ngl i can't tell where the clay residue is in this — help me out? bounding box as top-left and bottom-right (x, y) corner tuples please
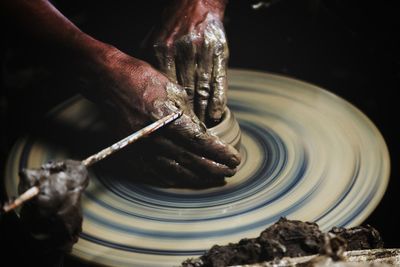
(329, 225), (383, 251)
(182, 218), (384, 267)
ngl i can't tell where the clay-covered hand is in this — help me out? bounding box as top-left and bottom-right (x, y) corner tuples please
(1, 0), (238, 188)
(95, 50), (240, 187)
(147, 0), (229, 125)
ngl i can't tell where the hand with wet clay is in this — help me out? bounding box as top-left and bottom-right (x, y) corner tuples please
(1, 0), (240, 187)
(147, 0), (229, 125)
(98, 52), (240, 187)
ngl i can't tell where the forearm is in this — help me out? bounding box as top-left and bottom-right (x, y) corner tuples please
(1, 0), (123, 101)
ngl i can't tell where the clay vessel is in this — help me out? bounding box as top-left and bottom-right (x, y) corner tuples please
(208, 107), (241, 150)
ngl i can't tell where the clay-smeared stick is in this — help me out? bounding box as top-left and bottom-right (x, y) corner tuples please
(1, 111), (182, 213)
(2, 186), (40, 213)
(81, 111), (182, 167)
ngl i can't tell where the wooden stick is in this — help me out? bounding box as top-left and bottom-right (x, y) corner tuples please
(2, 186), (40, 213)
(82, 111), (182, 167)
(1, 111), (182, 214)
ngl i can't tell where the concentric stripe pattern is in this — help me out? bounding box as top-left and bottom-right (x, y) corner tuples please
(4, 70), (390, 267)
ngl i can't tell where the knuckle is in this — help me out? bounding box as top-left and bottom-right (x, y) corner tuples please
(197, 71), (211, 83)
(202, 38), (211, 49)
(213, 42), (225, 56)
(197, 88), (210, 101)
(184, 86), (195, 100)
(177, 35), (195, 49)
(211, 40), (228, 58)
(212, 91), (227, 106)
(213, 74), (227, 84)
(212, 76), (227, 93)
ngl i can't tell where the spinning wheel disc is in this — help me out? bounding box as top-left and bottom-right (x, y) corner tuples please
(4, 70), (390, 266)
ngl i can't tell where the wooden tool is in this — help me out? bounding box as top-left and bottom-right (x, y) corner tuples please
(1, 111), (182, 213)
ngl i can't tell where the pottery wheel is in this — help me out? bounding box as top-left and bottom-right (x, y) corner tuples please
(4, 70), (390, 266)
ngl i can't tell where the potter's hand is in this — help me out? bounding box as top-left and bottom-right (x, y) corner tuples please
(1, 0), (239, 186)
(100, 50), (240, 187)
(148, 0), (229, 125)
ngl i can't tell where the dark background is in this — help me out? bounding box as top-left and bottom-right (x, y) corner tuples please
(1, 0), (399, 265)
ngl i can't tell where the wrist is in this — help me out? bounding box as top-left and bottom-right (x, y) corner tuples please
(72, 33), (118, 71)
(70, 37), (122, 102)
(170, 0), (227, 19)
(84, 46), (146, 112)
(202, 0), (228, 15)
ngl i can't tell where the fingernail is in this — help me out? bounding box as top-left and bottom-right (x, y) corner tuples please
(232, 151), (242, 166)
(225, 167), (237, 177)
(227, 145), (241, 167)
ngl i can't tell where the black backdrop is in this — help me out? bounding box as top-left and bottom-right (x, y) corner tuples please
(1, 0), (399, 265)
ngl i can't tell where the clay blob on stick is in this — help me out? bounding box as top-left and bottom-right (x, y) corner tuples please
(18, 160), (89, 254)
(4, 112), (183, 259)
(2, 111), (182, 252)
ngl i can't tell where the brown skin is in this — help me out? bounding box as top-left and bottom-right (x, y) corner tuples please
(100, 54), (240, 187)
(1, 0), (240, 185)
(147, 0), (229, 125)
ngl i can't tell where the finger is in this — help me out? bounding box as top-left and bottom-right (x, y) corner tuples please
(148, 81), (241, 169)
(152, 137), (236, 178)
(152, 156), (226, 188)
(195, 40), (213, 122)
(167, 112), (241, 168)
(123, 134), (231, 188)
(175, 36), (197, 108)
(124, 144), (178, 187)
(132, 158), (175, 187)
(208, 41), (229, 123)
(153, 43), (177, 83)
